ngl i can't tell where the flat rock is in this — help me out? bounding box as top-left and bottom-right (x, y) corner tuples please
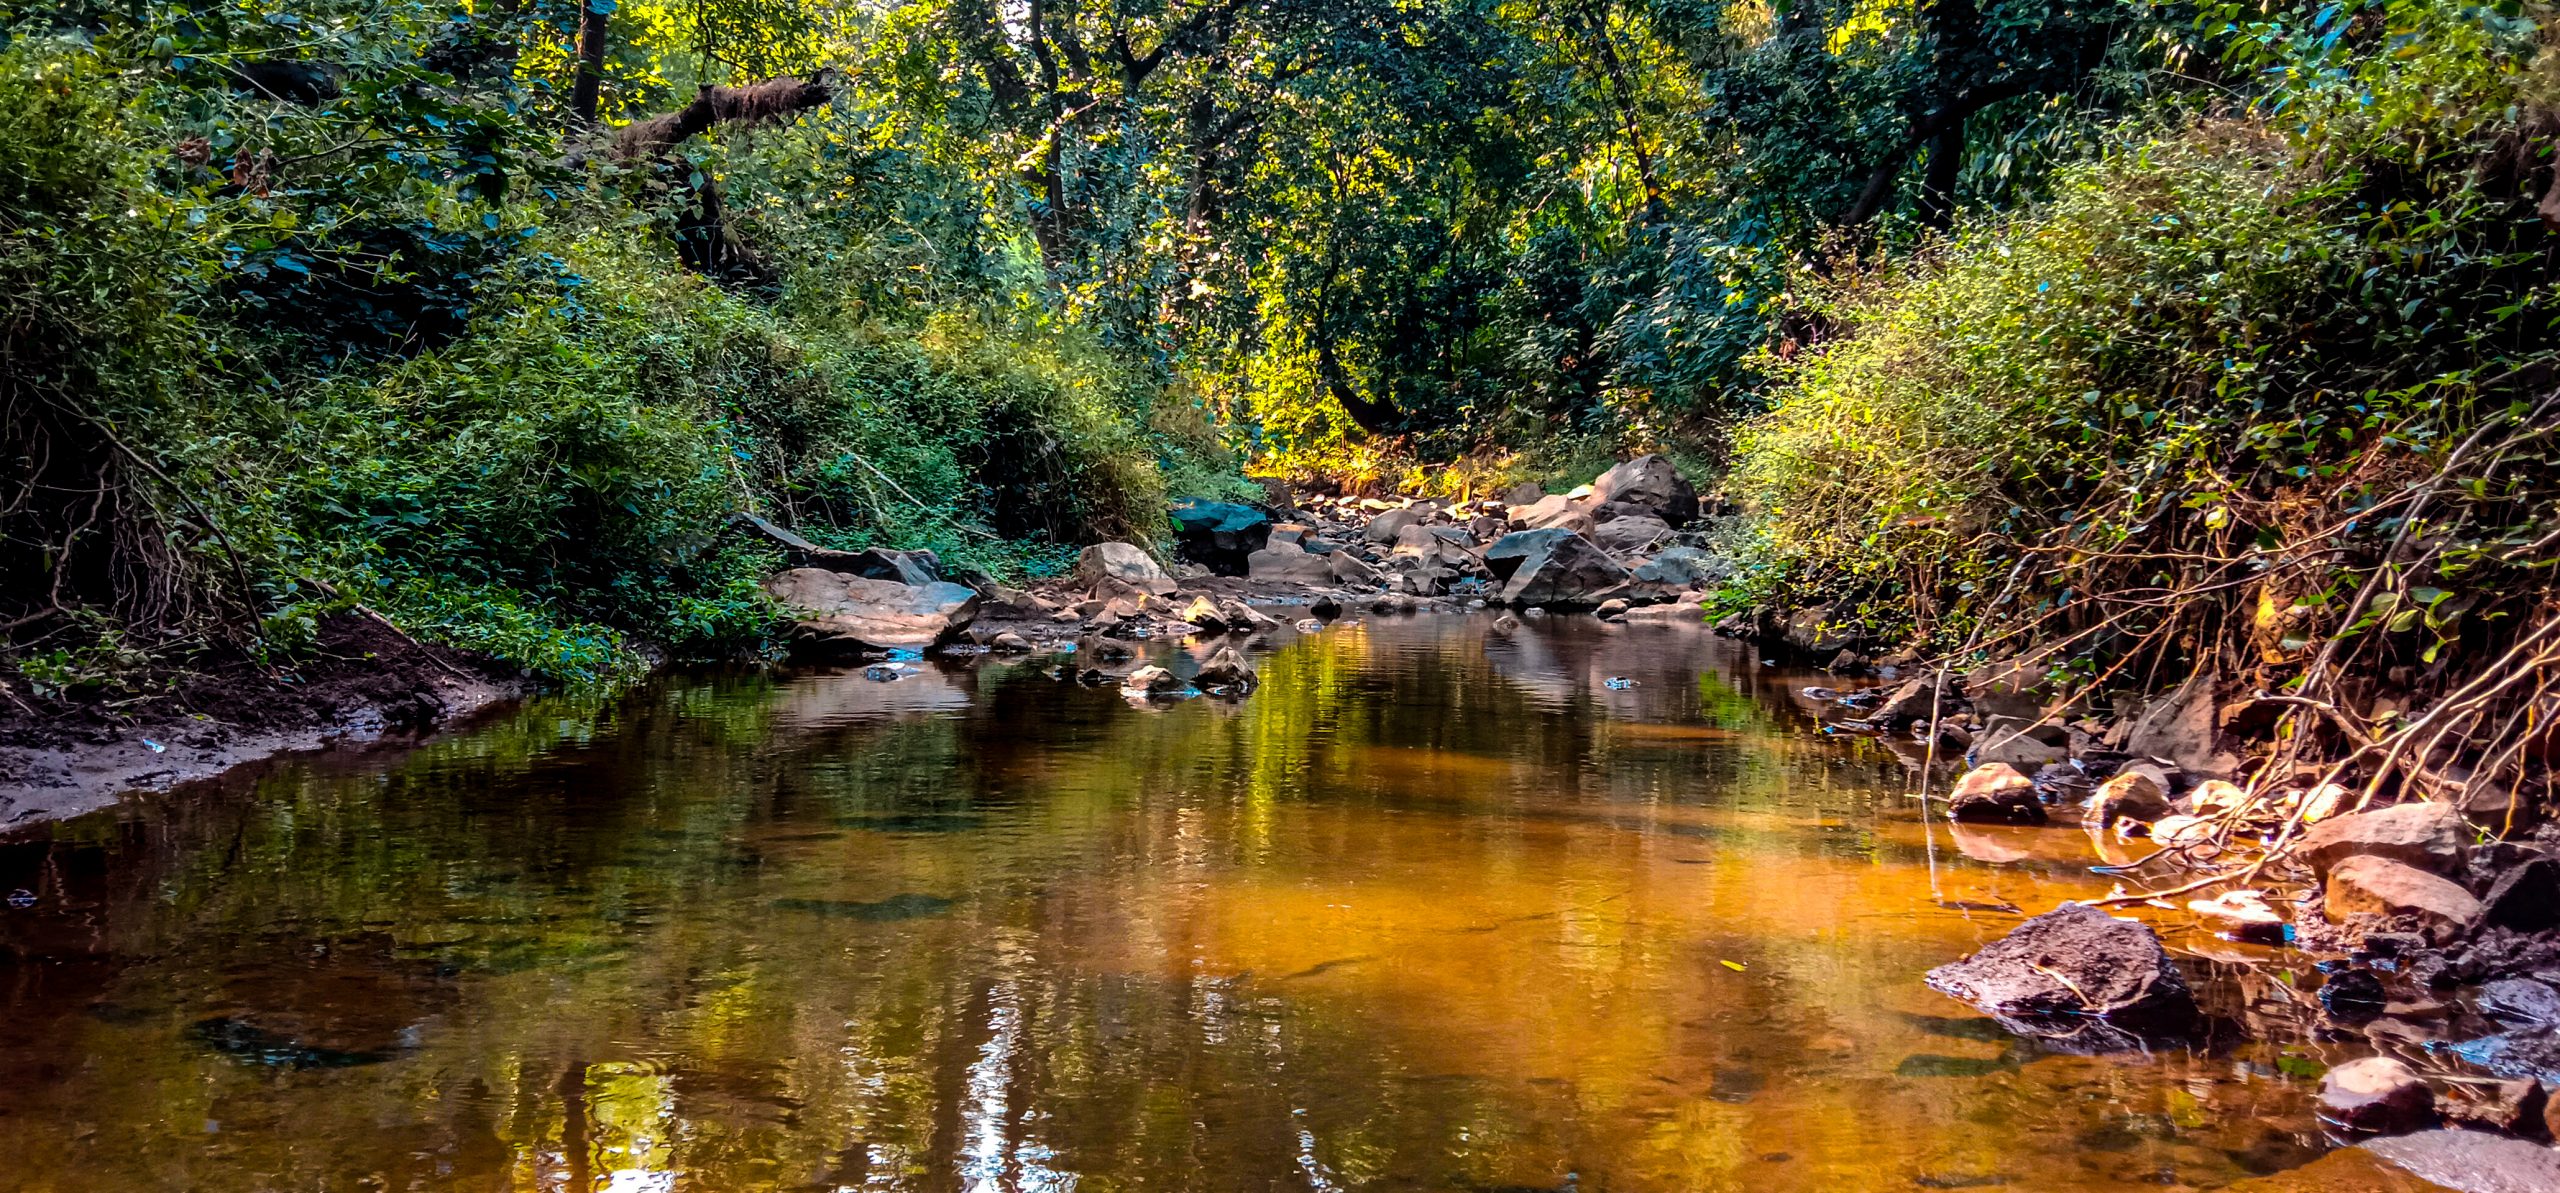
(2319, 1056), (2436, 1134)
(765, 568), (981, 654)
(1511, 493), (1592, 534)
(2360, 1129), (2560, 1193)
(2327, 855), (2481, 944)
(2449, 1027), (2560, 1083)
(1924, 903), (2195, 1037)
(1973, 716), (2067, 770)
(2300, 802), (2468, 878)
(1946, 762), (2045, 824)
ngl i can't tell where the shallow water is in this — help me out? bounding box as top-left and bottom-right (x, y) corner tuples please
(0, 614), (2355, 1191)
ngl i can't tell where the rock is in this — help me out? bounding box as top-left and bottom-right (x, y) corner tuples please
(2482, 856), (2560, 932)
(1589, 454), (1698, 523)
(1924, 903), (2195, 1035)
(1871, 673), (1964, 724)
(2125, 669), (2239, 779)
(1168, 500), (1274, 575)
(1631, 546), (1726, 588)
(1490, 613), (1522, 635)
(2360, 1129), (2560, 1192)
(988, 631), (1032, 653)
(2452, 1028), (2560, 1084)
(1119, 665), (1188, 696)
(1193, 646), (1258, 693)
(2326, 855), (2482, 944)
(1595, 598), (1629, 619)
(1365, 507), (1423, 543)
(2300, 802), (2468, 878)
(1973, 716), (2068, 770)
(1485, 529), (1630, 608)
(1946, 762), (2045, 824)
(2319, 1057), (2437, 1134)
(813, 545), (942, 587)
(2086, 769), (2173, 826)
(2292, 781), (2353, 824)
(1075, 542), (1175, 596)
(1217, 599), (1283, 635)
(2188, 889), (2287, 943)
(2436, 1078), (2550, 1141)
(1592, 516), (1674, 555)
(2189, 779), (2251, 816)
(765, 568), (982, 654)
(1247, 540), (1338, 585)
(1512, 494), (1594, 536)
(1329, 549), (1383, 587)
(2480, 980), (2560, 1030)
(2147, 813), (2215, 846)
(1500, 481), (1545, 506)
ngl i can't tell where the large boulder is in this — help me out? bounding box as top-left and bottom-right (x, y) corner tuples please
(1925, 903), (2196, 1038)
(1075, 542), (1175, 596)
(1589, 454), (1698, 524)
(1246, 540), (1336, 585)
(765, 568), (981, 654)
(1782, 604), (1856, 654)
(2326, 855), (2481, 944)
(1485, 529), (1629, 608)
(1167, 500), (1273, 575)
(2298, 801), (2467, 878)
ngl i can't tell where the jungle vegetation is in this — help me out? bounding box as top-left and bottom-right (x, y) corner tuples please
(1, 0), (2553, 717)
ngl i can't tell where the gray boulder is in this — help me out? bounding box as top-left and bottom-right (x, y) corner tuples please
(1589, 454), (1698, 524)
(1592, 515), (1675, 555)
(1631, 546), (1725, 588)
(1247, 540), (1336, 585)
(1485, 529), (1629, 608)
(1075, 542), (1174, 596)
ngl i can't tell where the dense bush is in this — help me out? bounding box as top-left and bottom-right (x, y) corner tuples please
(0, 28), (1217, 691)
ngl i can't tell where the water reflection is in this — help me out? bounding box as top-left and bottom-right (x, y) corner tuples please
(0, 615), (2342, 1191)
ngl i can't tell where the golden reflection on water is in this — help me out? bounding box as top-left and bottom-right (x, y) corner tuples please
(0, 615), (2347, 1191)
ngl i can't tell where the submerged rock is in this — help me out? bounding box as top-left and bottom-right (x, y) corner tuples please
(766, 568), (981, 654)
(1924, 903), (2195, 1041)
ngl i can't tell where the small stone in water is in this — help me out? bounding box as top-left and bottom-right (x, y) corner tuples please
(1604, 677), (1637, 690)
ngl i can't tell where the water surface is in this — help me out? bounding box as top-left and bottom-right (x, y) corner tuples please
(0, 615), (2343, 1190)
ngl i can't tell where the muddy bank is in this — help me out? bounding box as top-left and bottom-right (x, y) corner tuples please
(0, 613), (523, 828)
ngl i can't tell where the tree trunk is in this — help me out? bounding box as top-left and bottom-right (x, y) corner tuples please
(1916, 117), (1964, 229)
(571, 2), (609, 125)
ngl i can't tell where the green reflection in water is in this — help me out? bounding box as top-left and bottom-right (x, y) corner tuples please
(0, 615), (2334, 1192)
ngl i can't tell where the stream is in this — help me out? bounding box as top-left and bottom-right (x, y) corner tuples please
(0, 614), (2352, 1191)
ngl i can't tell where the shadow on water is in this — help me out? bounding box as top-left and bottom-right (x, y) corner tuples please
(0, 613), (2348, 1191)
